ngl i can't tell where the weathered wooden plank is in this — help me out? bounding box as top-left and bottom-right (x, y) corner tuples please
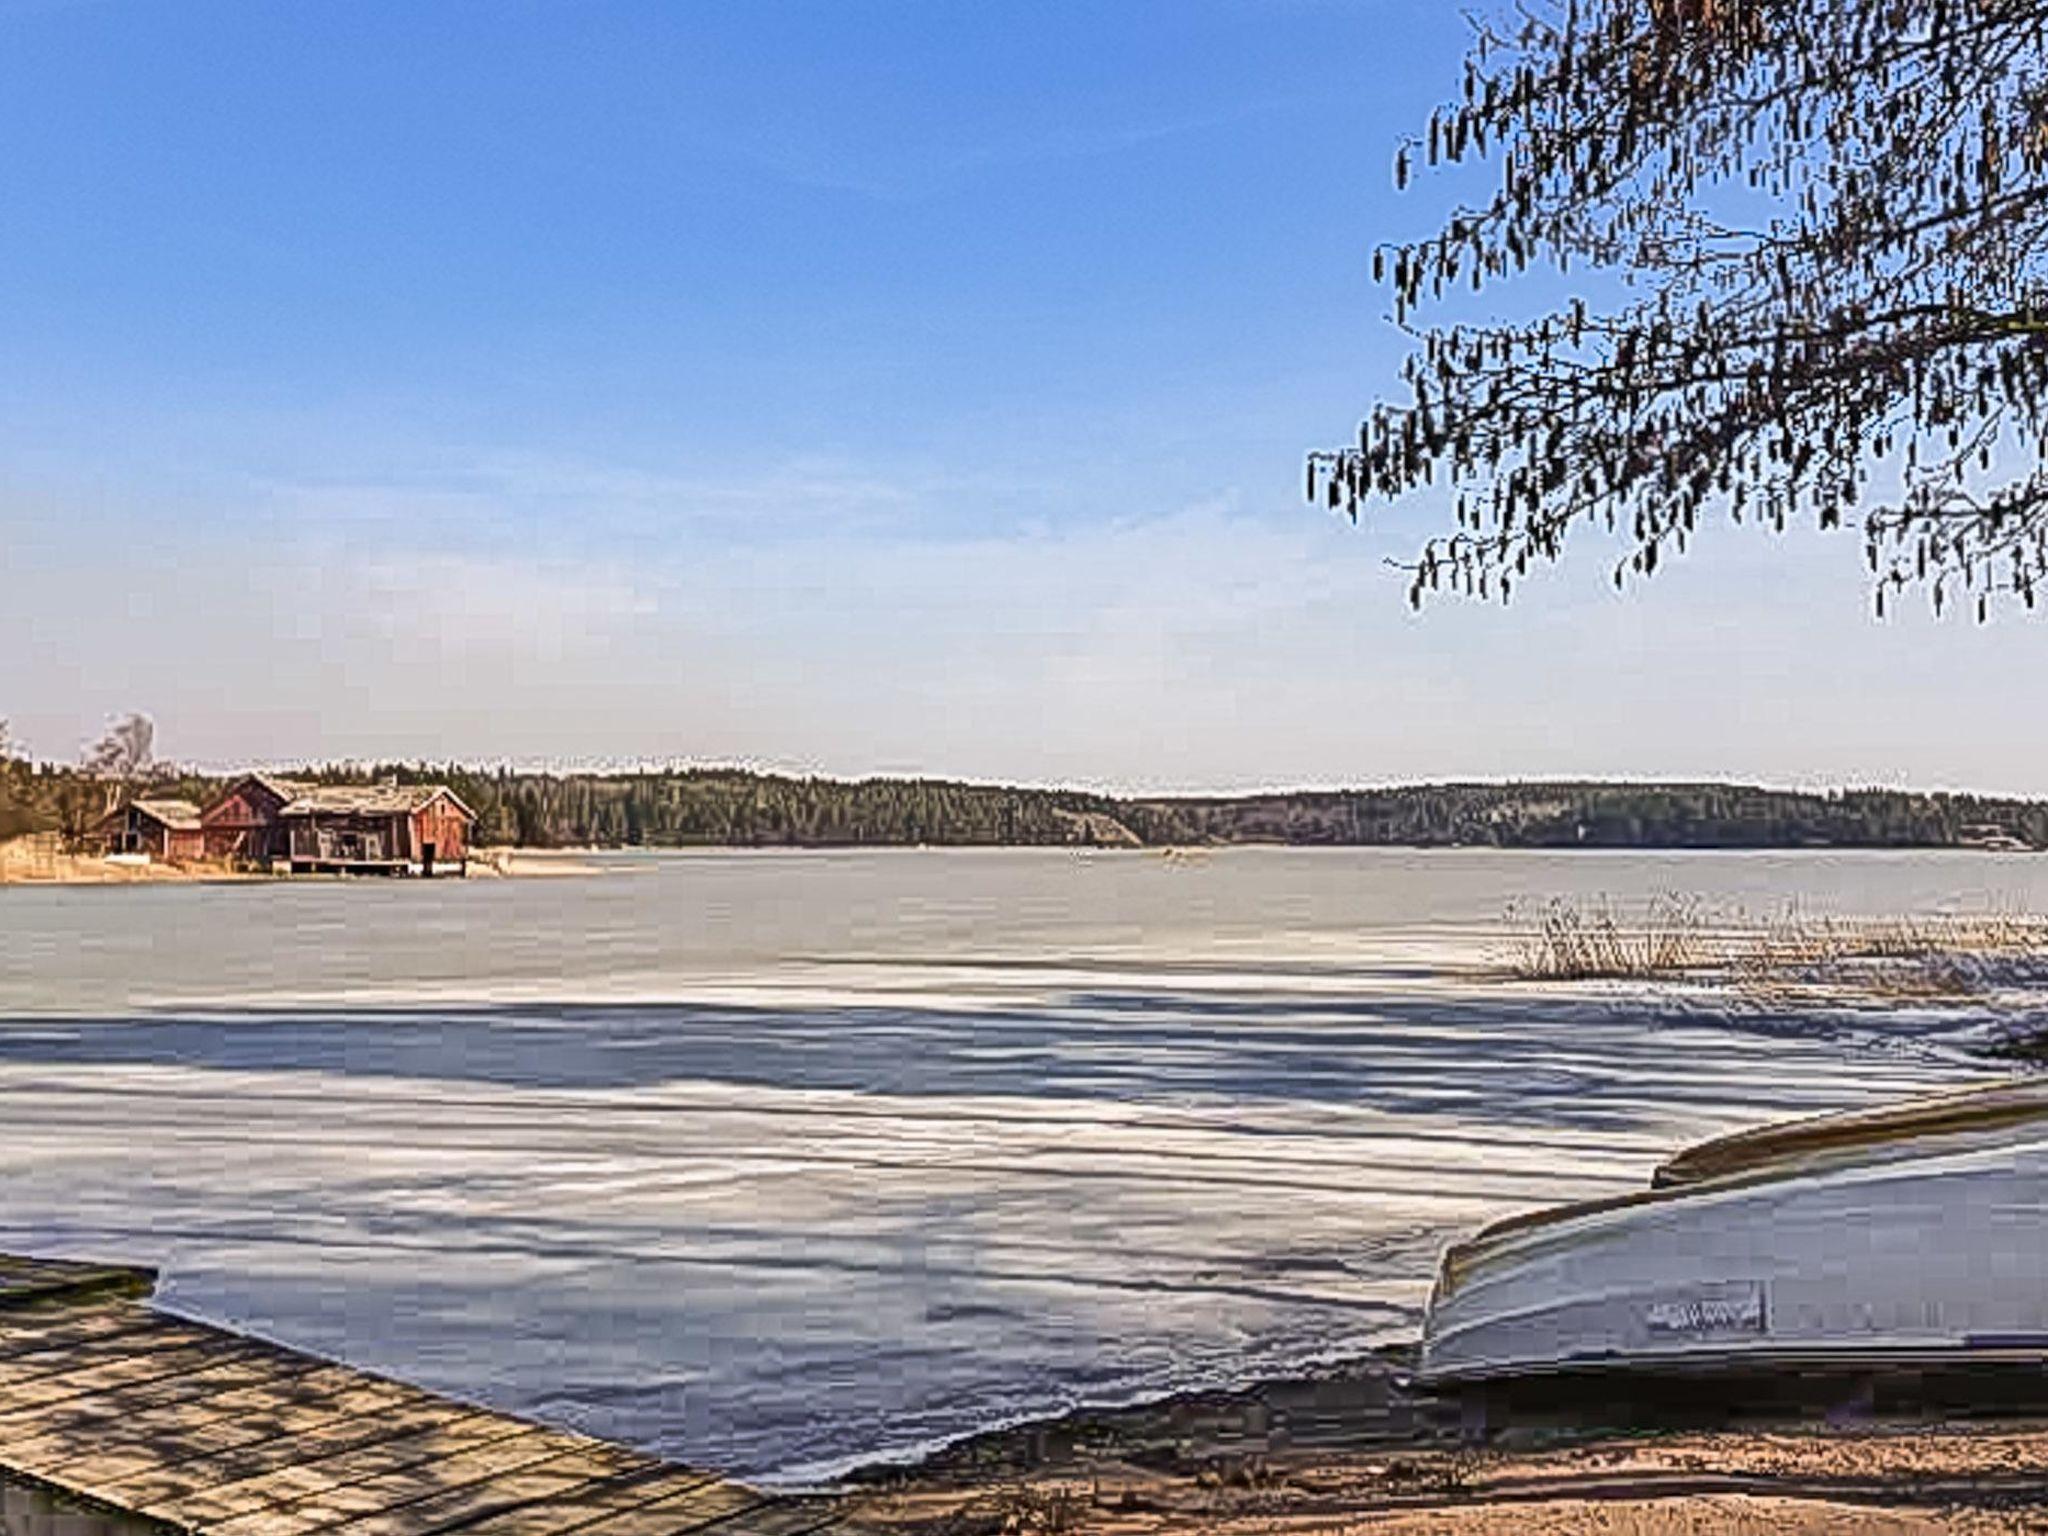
(709, 1502), (845, 1536)
(0, 1469), (168, 1536)
(0, 1259), (155, 1311)
(0, 1318), (236, 1392)
(0, 1304), (187, 1369)
(732, 1501), (853, 1536)
(0, 1260), (768, 1536)
(2, 1347), (344, 1443)
(34, 1404), (297, 1471)
(123, 1405), (517, 1516)
(0, 1298), (146, 1353)
(0, 1352), (339, 1453)
(288, 1448), (645, 1536)
(212, 1440), (639, 1536)
(153, 1419), (556, 1529)
(12, 1376), (433, 1496)
(0, 1339), (280, 1417)
(426, 1467), (728, 1536)
(52, 1365), (420, 1451)
(0, 1272), (152, 1310)
(184, 1364), (418, 1417)
(0, 1297), (175, 1344)
(14, 1417), (309, 1496)
(540, 1479), (769, 1536)
(0, 1311), (211, 1358)
(146, 1415), (534, 1523)
(9, 1359), (390, 1449)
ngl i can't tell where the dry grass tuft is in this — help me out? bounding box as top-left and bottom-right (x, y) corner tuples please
(1736, 912), (2048, 1002)
(1506, 897), (2048, 1001)
(1506, 894), (1716, 980)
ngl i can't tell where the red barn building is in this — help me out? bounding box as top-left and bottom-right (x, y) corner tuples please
(99, 799), (206, 863)
(278, 783), (476, 876)
(200, 774), (310, 864)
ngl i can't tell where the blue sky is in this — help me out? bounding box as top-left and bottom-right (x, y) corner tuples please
(4, 0), (2045, 793)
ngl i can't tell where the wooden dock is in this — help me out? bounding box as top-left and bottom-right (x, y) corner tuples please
(0, 1258), (851, 1536)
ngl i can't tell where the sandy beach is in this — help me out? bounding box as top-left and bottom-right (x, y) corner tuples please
(853, 1426), (2048, 1531)
(0, 834), (605, 883)
(0, 834), (261, 884)
(845, 1358), (2048, 1531)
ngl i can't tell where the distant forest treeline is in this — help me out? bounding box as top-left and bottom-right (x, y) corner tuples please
(4, 756), (2048, 851)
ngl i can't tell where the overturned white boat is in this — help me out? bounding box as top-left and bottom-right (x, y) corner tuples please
(1420, 1081), (2048, 1384)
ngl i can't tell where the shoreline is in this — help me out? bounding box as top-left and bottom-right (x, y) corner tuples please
(0, 836), (1199, 885)
(0, 840), (609, 885)
(6, 836), (2042, 887)
(836, 1346), (1434, 1490)
(840, 1353), (2048, 1531)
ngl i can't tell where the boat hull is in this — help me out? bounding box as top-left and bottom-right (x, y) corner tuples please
(1420, 1138), (2048, 1383)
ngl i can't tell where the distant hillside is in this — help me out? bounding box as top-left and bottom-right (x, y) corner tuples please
(7, 758), (2046, 851)
(1121, 782), (2048, 850)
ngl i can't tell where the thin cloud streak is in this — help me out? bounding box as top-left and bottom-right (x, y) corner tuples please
(11, 485), (2048, 797)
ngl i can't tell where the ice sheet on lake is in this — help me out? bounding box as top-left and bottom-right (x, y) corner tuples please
(0, 849), (2024, 1478)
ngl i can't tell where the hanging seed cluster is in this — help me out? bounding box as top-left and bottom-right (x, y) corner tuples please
(1310, 0), (2048, 615)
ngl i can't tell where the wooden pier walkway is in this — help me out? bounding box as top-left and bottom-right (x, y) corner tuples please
(0, 1258), (851, 1536)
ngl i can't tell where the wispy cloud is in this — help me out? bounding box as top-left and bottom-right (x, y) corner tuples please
(345, 553), (662, 661)
(250, 451), (935, 547)
(14, 479), (2048, 795)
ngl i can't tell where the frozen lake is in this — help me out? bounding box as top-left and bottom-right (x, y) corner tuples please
(0, 847), (2037, 1480)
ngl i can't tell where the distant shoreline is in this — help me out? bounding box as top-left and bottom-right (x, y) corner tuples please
(0, 837), (609, 886)
(3, 836), (2041, 888)
(11, 763), (2047, 858)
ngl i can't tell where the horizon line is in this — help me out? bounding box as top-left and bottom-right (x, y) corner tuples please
(25, 755), (2048, 806)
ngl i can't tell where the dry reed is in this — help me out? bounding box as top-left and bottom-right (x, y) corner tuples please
(1505, 894), (1716, 980)
(1506, 896), (2048, 998)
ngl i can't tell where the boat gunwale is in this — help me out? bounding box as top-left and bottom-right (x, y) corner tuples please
(1653, 1081), (2048, 1189)
(1416, 1338), (2048, 1385)
(1434, 1085), (2048, 1307)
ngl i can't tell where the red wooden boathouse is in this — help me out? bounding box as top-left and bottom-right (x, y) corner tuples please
(278, 782), (476, 875)
(199, 774), (309, 864)
(197, 776), (477, 875)
(99, 799), (206, 863)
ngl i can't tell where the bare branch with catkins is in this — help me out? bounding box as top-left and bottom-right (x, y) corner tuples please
(1313, 0), (2048, 616)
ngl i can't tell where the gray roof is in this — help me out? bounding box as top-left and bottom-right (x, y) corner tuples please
(278, 783), (475, 820)
(200, 774), (315, 823)
(127, 799), (204, 831)
(247, 773), (315, 802)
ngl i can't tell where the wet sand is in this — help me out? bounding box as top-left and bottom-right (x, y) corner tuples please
(844, 1358), (2048, 1532)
